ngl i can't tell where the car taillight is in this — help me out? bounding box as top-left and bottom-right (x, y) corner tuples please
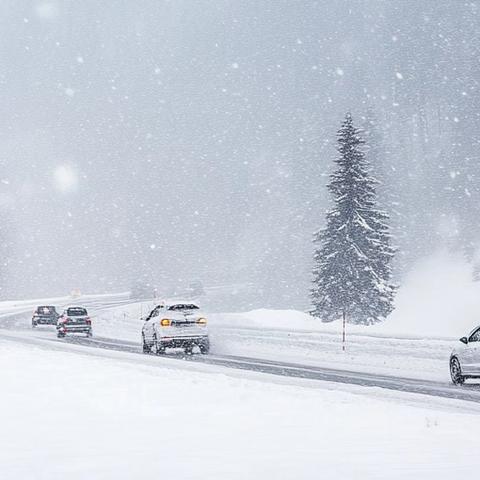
(160, 318), (171, 327)
(196, 318), (207, 325)
(85, 317), (91, 324)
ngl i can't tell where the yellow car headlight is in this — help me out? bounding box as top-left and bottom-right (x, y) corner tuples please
(196, 317), (207, 325)
(160, 318), (171, 327)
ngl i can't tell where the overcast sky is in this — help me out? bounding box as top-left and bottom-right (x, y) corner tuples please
(0, 1), (478, 308)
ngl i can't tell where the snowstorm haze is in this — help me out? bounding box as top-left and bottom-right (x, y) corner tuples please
(0, 1), (478, 308)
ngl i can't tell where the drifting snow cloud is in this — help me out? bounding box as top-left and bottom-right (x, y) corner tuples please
(387, 250), (480, 337)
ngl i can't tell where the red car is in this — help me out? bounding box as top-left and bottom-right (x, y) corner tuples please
(57, 306), (92, 338)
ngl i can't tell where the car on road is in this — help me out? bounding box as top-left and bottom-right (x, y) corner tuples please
(32, 305), (59, 327)
(141, 301), (209, 355)
(57, 306), (92, 338)
(450, 326), (480, 384)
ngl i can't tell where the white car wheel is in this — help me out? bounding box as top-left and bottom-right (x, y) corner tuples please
(450, 357), (465, 385)
(142, 334), (151, 354)
(153, 333), (165, 355)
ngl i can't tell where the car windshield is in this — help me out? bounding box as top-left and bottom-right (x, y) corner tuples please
(36, 306), (56, 315)
(66, 308), (87, 316)
(168, 304), (199, 311)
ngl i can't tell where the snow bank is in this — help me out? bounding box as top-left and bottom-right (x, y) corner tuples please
(212, 308), (318, 331)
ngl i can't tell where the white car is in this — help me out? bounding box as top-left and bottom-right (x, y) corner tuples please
(141, 301), (209, 355)
(450, 326), (480, 384)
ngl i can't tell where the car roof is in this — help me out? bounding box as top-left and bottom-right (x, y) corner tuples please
(64, 305), (88, 310)
(468, 325), (480, 336)
(155, 300), (200, 308)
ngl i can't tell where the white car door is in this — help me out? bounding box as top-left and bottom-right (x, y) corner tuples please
(466, 327), (480, 374)
(143, 307), (159, 341)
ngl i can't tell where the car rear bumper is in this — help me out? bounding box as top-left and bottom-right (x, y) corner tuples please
(159, 335), (209, 348)
(58, 325), (91, 333)
(33, 318), (57, 325)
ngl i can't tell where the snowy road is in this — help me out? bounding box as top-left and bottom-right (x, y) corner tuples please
(1, 326), (480, 408)
(0, 294), (478, 409)
(31, 335), (480, 405)
(0, 292), (133, 329)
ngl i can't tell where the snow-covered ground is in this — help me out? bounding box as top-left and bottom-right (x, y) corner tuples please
(210, 315), (456, 382)
(1, 337), (479, 480)
(1, 287), (480, 477)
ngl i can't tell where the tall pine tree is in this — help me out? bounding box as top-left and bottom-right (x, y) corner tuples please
(311, 114), (396, 325)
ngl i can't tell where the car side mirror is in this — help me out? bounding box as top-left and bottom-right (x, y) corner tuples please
(460, 337), (468, 345)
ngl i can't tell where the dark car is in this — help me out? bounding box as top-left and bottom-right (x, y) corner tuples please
(57, 306), (92, 338)
(32, 305), (59, 327)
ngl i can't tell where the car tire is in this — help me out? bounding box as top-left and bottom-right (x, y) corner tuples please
(450, 356), (465, 385)
(86, 330), (93, 338)
(142, 334), (152, 354)
(32, 321), (37, 328)
(153, 333), (166, 355)
(57, 332), (65, 339)
(199, 342), (209, 355)
(184, 344), (194, 355)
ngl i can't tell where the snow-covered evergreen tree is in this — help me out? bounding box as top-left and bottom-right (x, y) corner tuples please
(311, 114), (396, 325)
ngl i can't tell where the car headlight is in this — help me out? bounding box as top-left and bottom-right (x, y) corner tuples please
(196, 318), (207, 325)
(160, 318), (171, 327)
